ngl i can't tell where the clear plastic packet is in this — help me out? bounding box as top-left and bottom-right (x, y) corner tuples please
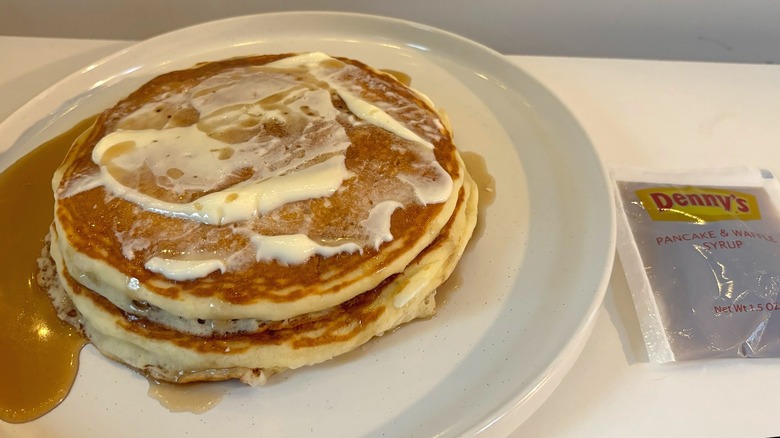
(613, 167), (780, 363)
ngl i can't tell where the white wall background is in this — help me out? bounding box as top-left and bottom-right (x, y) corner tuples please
(2, 0), (780, 63)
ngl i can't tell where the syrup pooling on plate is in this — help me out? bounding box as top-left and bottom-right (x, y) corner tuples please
(0, 118), (94, 423)
(435, 152), (494, 309)
(57, 53), (453, 281)
(146, 378), (227, 414)
(461, 152), (496, 240)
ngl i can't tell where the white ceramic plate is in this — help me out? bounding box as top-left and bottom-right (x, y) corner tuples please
(0, 12), (614, 437)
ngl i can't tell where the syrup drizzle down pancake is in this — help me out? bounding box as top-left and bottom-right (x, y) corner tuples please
(40, 52), (478, 384)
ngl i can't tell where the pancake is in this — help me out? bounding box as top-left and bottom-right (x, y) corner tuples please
(41, 52), (478, 384)
(53, 53), (464, 321)
(42, 173), (476, 385)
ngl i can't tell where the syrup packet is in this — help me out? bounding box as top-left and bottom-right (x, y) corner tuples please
(613, 167), (780, 363)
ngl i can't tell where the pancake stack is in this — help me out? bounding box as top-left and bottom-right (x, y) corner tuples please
(39, 52), (478, 385)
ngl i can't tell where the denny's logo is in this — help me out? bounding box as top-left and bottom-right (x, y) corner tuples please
(636, 186), (761, 222)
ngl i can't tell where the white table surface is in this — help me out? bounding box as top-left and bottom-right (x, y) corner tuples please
(3, 35), (780, 438)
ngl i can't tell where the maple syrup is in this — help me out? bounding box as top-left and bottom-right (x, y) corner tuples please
(436, 151), (494, 307)
(461, 151), (496, 240)
(0, 117), (95, 423)
(146, 378), (227, 414)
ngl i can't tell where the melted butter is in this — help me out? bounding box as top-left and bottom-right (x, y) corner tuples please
(146, 378), (226, 414)
(263, 51), (333, 68)
(267, 53), (434, 149)
(397, 161), (454, 204)
(0, 117), (94, 423)
(361, 200), (403, 249)
(145, 257), (226, 281)
(250, 233), (361, 264)
(93, 148), (353, 227)
(189, 71), (298, 118)
(331, 88), (435, 149)
(379, 69), (412, 87)
(393, 264), (433, 308)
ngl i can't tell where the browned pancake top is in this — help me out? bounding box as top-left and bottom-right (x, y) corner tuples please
(54, 53), (461, 310)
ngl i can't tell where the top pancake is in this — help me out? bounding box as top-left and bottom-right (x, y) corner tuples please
(53, 53), (464, 321)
